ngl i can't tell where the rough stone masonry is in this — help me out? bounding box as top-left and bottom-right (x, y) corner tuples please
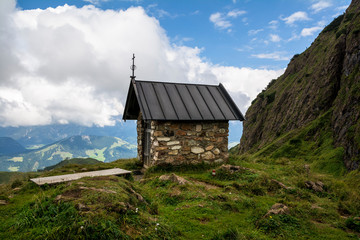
(137, 114), (229, 167)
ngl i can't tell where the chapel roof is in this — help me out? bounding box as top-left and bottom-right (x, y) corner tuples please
(123, 79), (245, 121)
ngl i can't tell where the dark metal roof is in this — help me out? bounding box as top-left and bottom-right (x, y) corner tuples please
(123, 79), (245, 121)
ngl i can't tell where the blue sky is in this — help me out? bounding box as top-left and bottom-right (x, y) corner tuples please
(17, 0), (350, 69)
(0, 0), (351, 130)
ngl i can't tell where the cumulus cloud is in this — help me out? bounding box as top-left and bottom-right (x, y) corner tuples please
(209, 12), (232, 29)
(301, 26), (322, 36)
(310, 1), (332, 13)
(269, 34), (281, 42)
(300, 20), (326, 37)
(0, 0), (283, 127)
(282, 11), (311, 25)
(227, 9), (246, 18)
(210, 9), (246, 31)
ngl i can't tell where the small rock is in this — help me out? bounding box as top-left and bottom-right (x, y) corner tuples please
(167, 141), (180, 146)
(159, 173), (190, 185)
(157, 137), (171, 142)
(205, 145), (214, 151)
(168, 150), (179, 155)
(128, 188), (145, 202)
(201, 151), (215, 160)
(76, 203), (90, 211)
(170, 145), (181, 150)
(0, 200), (7, 205)
(305, 181), (324, 192)
(54, 195), (64, 201)
(196, 124), (202, 132)
(264, 203), (289, 217)
(191, 146), (205, 154)
(271, 179), (292, 190)
(212, 148), (220, 155)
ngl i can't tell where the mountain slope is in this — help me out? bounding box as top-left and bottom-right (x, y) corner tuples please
(239, 0), (360, 170)
(0, 121), (137, 148)
(0, 135), (137, 172)
(0, 137), (27, 156)
(43, 158), (103, 171)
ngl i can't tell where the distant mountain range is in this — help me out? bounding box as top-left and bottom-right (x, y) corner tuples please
(0, 121), (242, 152)
(0, 135), (137, 172)
(0, 122), (137, 149)
(0, 137), (28, 156)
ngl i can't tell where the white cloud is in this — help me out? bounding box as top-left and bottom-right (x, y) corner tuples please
(282, 11), (311, 25)
(301, 26), (322, 36)
(210, 9), (246, 30)
(310, 1), (332, 13)
(209, 12), (232, 29)
(300, 20), (326, 37)
(0, 0), (283, 127)
(211, 67), (284, 111)
(268, 20), (279, 30)
(248, 29), (263, 35)
(227, 9), (246, 18)
(269, 34), (281, 42)
(252, 52), (290, 61)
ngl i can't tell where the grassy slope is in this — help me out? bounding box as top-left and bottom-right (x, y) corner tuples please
(0, 155), (359, 239)
(43, 158), (102, 171)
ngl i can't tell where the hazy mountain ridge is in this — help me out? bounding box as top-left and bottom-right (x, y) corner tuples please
(0, 121), (138, 148)
(239, 0), (360, 170)
(0, 135), (137, 172)
(0, 137), (28, 156)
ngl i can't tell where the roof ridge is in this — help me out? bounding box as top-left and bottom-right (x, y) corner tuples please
(134, 79), (219, 87)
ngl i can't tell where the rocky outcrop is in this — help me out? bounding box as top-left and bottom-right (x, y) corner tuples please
(264, 203), (289, 217)
(305, 181), (324, 192)
(239, 0), (360, 170)
(159, 173), (190, 185)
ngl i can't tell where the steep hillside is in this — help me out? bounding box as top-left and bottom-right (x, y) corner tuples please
(0, 137), (27, 156)
(239, 0), (360, 170)
(0, 135), (137, 172)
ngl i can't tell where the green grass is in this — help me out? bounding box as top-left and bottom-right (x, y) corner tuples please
(42, 158), (102, 171)
(0, 150), (359, 239)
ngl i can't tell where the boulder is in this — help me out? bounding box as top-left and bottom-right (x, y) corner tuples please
(159, 173), (190, 185)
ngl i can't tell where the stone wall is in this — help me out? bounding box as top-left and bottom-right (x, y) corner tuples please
(136, 116), (229, 167)
(136, 113), (143, 163)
